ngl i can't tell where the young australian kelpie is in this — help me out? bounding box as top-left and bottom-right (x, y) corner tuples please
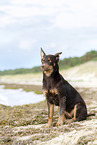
(41, 48), (92, 127)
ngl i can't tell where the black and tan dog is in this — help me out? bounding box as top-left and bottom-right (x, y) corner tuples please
(41, 48), (91, 127)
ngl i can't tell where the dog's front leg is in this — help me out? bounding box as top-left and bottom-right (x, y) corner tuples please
(46, 102), (54, 127)
(56, 96), (66, 126)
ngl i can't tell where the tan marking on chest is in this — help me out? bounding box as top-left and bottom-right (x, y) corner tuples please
(43, 88), (58, 96)
(43, 89), (48, 96)
(50, 88), (58, 95)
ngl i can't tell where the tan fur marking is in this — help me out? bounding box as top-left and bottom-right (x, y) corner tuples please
(44, 65), (53, 77)
(64, 104), (78, 120)
(56, 114), (66, 126)
(43, 89), (48, 96)
(58, 106), (60, 113)
(47, 104), (54, 127)
(50, 88), (58, 94)
(56, 106), (66, 126)
(73, 104), (77, 120)
(65, 111), (72, 118)
(53, 63), (55, 66)
(48, 58), (51, 62)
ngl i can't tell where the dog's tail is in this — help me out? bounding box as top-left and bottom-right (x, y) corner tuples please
(87, 112), (95, 117)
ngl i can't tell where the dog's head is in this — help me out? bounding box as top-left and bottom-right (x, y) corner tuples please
(41, 48), (62, 77)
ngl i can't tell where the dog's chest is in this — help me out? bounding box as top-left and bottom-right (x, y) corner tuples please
(43, 88), (58, 96)
(43, 88), (59, 106)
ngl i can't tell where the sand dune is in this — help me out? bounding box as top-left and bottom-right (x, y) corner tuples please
(1, 61), (97, 88)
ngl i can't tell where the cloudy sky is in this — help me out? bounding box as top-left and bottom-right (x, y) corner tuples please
(0, 0), (97, 70)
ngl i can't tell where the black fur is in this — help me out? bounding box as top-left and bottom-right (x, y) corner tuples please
(41, 48), (88, 126)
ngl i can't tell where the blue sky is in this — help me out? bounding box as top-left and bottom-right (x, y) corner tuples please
(0, 0), (97, 70)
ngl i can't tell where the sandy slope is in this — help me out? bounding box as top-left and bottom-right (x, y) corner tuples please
(61, 61), (97, 81)
(1, 61), (97, 88)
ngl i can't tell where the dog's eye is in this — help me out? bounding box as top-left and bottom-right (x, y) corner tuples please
(48, 60), (52, 63)
(48, 58), (52, 62)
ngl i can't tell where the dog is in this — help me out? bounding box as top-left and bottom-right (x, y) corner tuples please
(41, 48), (92, 127)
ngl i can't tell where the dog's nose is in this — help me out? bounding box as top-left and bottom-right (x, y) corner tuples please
(41, 64), (45, 69)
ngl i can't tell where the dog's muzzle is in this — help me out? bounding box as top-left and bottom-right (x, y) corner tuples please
(41, 63), (51, 71)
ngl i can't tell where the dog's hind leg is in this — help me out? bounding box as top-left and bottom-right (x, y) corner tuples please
(71, 103), (87, 121)
(46, 102), (54, 127)
(76, 103), (87, 121)
(72, 104), (77, 121)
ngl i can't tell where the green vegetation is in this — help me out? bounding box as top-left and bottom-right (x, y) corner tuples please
(59, 50), (97, 69)
(0, 50), (97, 75)
(0, 66), (41, 76)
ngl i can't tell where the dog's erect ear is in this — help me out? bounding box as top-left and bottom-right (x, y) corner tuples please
(55, 52), (62, 62)
(41, 48), (46, 58)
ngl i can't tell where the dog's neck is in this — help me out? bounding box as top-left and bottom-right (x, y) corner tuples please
(43, 66), (59, 78)
(44, 71), (59, 78)
(43, 69), (61, 90)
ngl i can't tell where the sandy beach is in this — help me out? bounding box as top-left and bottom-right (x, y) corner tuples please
(0, 61), (97, 144)
(0, 80), (97, 144)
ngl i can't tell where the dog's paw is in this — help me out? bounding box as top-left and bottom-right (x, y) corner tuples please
(45, 123), (52, 128)
(56, 121), (63, 127)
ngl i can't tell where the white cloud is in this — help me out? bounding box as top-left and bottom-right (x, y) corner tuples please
(19, 40), (37, 50)
(0, 0), (97, 70)
(53, 0), (97, 29)
(49, 43), (56, 48)
(1, 0), (97, 29)
(11, 0), (67, 7)
(0, 15), (17, 27)
(0, 1), (59, 18)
